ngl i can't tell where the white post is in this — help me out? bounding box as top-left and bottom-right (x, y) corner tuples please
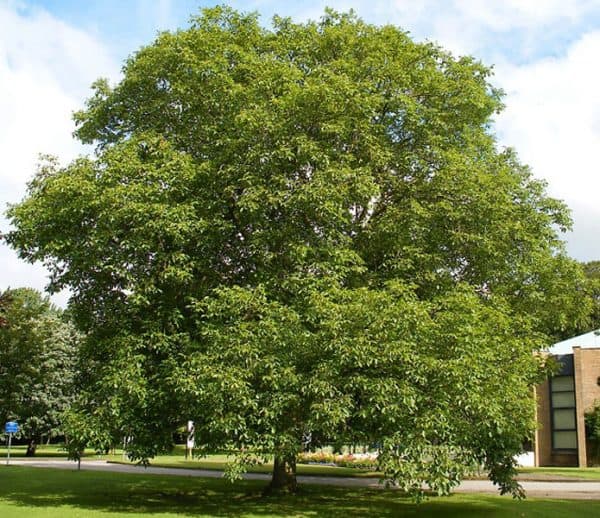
(186, 420), (195, 460)
(6, 432), (12, 465)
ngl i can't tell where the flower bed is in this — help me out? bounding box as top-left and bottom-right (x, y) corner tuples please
(297, 451), (379, 470)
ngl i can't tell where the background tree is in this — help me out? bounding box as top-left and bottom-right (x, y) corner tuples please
(0, 290), (11, 327)
(0, 288), (79, 455)
(581, 261), (600, 331)
(5, 7), (591, 495)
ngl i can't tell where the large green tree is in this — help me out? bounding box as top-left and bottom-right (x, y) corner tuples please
(5, 7), (591, 496)
(0, 288), (79, 455)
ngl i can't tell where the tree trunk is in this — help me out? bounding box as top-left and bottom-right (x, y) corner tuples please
(25, 437), (37, 457)
(265, 456), (297, 494)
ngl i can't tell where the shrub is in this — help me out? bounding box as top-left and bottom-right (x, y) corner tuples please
(585, 402), (600, 465)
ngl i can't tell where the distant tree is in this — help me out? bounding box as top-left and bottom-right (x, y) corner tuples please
(5, 7), (591, 496)
(0, 290), (10, 327)
(0, 288), (79, 455)
(582, 261), (600, 331)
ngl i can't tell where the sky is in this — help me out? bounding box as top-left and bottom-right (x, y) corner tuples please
(1, 0), (600, 306)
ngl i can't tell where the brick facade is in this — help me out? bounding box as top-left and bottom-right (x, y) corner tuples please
(574, 347), (600, 466)
(535, 347), (600, 467)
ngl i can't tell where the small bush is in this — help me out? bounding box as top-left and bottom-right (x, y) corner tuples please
(585, 401), (600, 465)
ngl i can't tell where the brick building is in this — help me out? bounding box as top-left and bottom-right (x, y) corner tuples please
(534, 330), (600, 467)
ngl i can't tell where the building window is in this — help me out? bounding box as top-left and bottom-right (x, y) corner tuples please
(550, 375), (577, 451)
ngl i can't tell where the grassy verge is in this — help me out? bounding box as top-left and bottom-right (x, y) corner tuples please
(0, 444), (379, 477)
(5, 444), (600, 481)
(107, 457), (600, 481)
(0, 444), (98, 458)
(106, 453), (381, 478)
(0, 465), (599, 517)
(517, 467), (600, 480)
(115, 450), (600, 481)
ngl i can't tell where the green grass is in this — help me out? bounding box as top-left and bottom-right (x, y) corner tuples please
(95, 444), (378, 477)
(518, 467), (600, 480)
(111, 447), (600, 481)
(0, 465), (598, 517)
(6, 443), (600, 482)
(107, 453), (381, 478)
(0, 444), (378, 477)
(6, 444), (600, 483)
(114, 456), (600, 482)
(0, 444), (99, 458)
(120, 448), (600, 481)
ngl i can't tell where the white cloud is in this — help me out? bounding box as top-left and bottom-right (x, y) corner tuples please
(135, 0), (176, 32)
(390, 0), (600, 58)
(494, 31), (600, 260)
(0, 3), (119, 306)
(564, 201), (600, 260)
(235, 1), (600, 72)
(447, 0), (588, 30)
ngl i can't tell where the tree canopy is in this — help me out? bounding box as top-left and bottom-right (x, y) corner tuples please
(0, 288), (79, 455)
(5, 7), (591, 496)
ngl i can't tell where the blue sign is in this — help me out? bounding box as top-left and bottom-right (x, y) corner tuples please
(4, 421), (18, 434)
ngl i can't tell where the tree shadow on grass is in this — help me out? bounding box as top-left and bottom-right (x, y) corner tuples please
(0, 466), (595, 517)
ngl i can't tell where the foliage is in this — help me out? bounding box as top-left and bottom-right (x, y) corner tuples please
(585, 401), (600, 465)
(0, 291), (10, 327)
(581, 261), (600, 332)
(61, 409), (113, 466)
(4, 6), (591, 497)
(586, 402), (600, 441)
(0, 288), (79, 454)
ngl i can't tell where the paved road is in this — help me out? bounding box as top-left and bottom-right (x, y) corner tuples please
(7, 459), (600, 500)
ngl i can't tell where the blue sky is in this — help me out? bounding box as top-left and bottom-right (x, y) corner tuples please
(23, 0), (600, 64)
(2, 0), (600, 304)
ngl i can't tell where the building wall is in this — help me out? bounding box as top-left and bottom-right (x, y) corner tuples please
(535, 379), (552, 466)
(536, 347), (600, 467)
(573, 347), (600, 411)
(574, 347), (600, 466)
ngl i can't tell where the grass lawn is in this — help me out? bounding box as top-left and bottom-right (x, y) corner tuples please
(122, 450), (600, 481)
(107, 452), (381, 478)
(0, 444), (99, 458)
(109, 456), (600, 482)
(517, 467), (600, 480)
(106, 447), (600, 481)
(0, 444), (73, 458)
(5, 444), (600, 482)
(0, 445), (378, 478)
(0, 465), (599, 517)
(132, 459), (600, 482)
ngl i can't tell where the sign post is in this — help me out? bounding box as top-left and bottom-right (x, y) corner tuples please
(4, 421), (19, 465)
